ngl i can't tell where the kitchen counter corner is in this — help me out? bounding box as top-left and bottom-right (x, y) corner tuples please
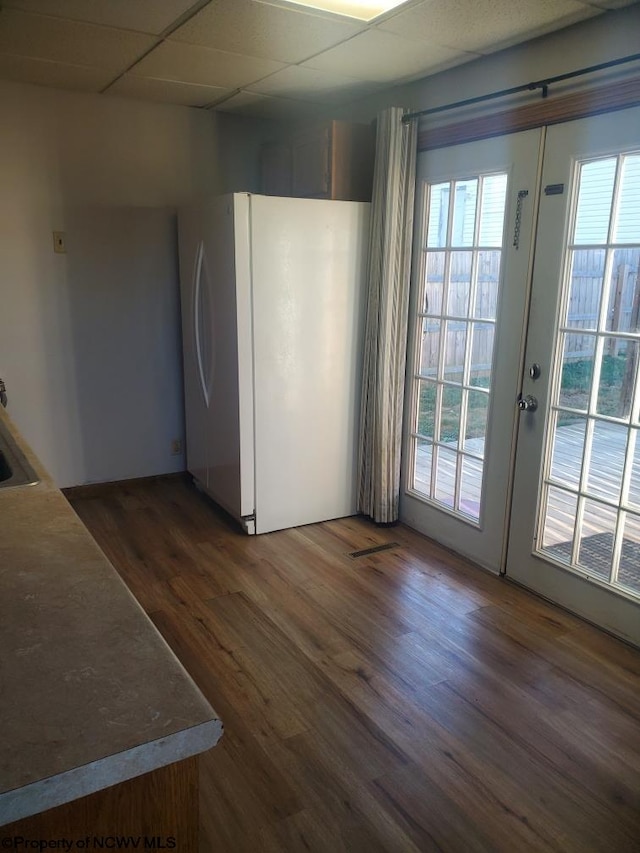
(0, 407), (222, 827)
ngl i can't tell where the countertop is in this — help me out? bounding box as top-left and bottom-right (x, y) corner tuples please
(0, 407), (222, 826)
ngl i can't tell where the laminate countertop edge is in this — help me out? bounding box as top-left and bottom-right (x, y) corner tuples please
(0, 719), (223, 826)
(0, 408), (223, 827)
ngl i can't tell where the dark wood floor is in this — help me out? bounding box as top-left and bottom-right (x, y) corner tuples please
(67, 475), (640, 853)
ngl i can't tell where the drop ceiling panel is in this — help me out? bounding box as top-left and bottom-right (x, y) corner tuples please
(171, 0), (366, 63)
(134, 40), (285, 88)
(303, 29), (474, 82)
(378, 0), (600, 54)
(0, 0), (632, 119)
(0, 8), (156, 70)
(2, 0), (200, 35)
(582, 0), (640, 7)
(216, 90), (324, 119)
(0, 53), (114, 91)
(110, 74), (230, 107)
(247, 64), (385, 102)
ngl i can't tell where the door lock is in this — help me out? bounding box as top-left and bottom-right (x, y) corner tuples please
(529, 363), (541, 380)
(517, 393), (538, 412)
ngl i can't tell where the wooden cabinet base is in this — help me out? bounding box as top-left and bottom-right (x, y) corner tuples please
(1, 757), (199, 850)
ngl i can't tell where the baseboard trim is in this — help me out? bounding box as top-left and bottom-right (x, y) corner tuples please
(62, 472), (187, 500)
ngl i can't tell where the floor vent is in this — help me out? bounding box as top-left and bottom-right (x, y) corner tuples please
(349, 542), (400, 558)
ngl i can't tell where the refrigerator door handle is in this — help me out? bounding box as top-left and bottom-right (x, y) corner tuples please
(193, 241), (210, 408)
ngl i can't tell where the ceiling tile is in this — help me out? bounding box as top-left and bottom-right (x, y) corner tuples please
(133, 40), (285, 88)
(247, 64), (385, 102)
(0, 53), (114, 91)
(215, 90), (325, 120)
(580, 0), (640, 7)
(0, 0), (633, 121)
(171, 0), (366, 63)
(303, 29), (473, 82)
(109, 73), (231, 107)
(377, 0), (600, 54)
(2, 0), (199, 35)
(0, 8), (157, 70)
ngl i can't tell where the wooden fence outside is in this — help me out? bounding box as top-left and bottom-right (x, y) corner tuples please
(422, 250), (499, 379)
(420, 248), (640, 378)
(564, 247), (640, 358)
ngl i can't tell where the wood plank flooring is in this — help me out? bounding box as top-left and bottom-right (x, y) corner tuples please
(66, 476), (640, 853)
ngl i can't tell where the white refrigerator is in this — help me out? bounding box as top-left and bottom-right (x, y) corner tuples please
(178, 192), (370, 534)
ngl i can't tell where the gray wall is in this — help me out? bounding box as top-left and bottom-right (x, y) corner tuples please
(0, 81), (271, 487)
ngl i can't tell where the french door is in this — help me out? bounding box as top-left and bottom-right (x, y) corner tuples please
(402, 128), (543, 572)
(508, 107), (640, 646)
(404, 106), (640, 645)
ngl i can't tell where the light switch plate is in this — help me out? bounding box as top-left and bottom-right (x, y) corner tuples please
(53, 231), (66, 253)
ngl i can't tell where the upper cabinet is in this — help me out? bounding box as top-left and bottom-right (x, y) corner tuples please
(261, 120), (375, 202)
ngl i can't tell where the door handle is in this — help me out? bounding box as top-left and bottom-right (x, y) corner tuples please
(517, 393), (538, 412)
(193, 241), (210, 408)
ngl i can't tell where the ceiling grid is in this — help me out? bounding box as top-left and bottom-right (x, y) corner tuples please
(0, 0), (636, 117)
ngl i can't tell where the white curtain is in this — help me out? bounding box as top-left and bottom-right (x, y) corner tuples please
(357, 107), (418, 524)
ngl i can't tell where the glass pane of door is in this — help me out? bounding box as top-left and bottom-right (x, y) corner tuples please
(537, 152), (640, 599)
(408, 173), (507, 523)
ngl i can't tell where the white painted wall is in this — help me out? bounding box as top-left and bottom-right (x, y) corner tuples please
(60, 207), (185, 487)
(0, 81), (268, 487)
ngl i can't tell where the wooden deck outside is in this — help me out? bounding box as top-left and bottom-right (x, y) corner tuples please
(413, 421), (640, 595)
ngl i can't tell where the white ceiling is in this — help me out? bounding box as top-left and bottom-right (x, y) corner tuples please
(0, 0), (636, 119)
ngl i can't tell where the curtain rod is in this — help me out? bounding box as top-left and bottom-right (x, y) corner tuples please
(402, 52), (640, 123)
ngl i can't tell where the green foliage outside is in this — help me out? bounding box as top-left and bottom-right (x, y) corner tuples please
(417, 355), (633, 442)
(417, 375), (490, 443)
(558, 354), (631, 424)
